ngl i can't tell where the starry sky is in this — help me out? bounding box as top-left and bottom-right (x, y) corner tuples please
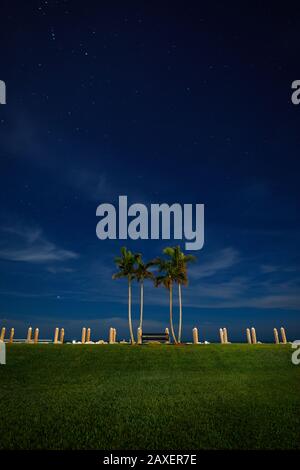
(0, 1), (300, 342)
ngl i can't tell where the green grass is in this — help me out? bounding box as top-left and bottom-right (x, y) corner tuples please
(0, 343), (299, 449)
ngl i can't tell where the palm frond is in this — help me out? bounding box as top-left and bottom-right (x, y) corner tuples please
(112, 272), (126, 280)
(163, 247), (175, 257)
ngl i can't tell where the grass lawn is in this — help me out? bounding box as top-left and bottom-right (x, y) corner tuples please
(0, 343), (299, 450)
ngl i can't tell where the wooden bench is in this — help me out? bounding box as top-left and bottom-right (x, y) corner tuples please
(142, 332), (169, 344)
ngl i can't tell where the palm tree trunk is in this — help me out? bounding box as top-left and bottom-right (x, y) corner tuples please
(178, 283), (182, 343)
(139, 280), (144, 330)
(169, 283), (178, 344)
(128, 278), (135, 344)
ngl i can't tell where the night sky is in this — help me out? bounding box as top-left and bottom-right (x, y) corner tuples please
(1, 2), (300, 341)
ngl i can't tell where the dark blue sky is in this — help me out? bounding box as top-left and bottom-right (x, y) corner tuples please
(0, 2), (300, 341)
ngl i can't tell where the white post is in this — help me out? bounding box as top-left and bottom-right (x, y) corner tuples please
(280, 327), (287, 344)
(34, 328), (39, 344)
(81, 327), (86, 344)
(223, 328), (228, 344)
(251, 327), (257, 344)
(137, 327), (142, 344)
(86, 328), (91, 343)
(0, 327), (5, 342)
(60, 328), (65, 344)
(165, 327), (170, 343)
(0, 341), (5, 365)
(109, 327), (114, 344)
(192, 327), (199, 344)
(246, 328), (252, 344)
(274, 328), (279, 344)
(219, 328), (224, 344)
(9, 328), (14, 344)
(26, 327), (32, 343)
(54, 327), (59, 344)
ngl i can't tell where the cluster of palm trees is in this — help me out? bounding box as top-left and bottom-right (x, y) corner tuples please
(112, 246), (196, 344)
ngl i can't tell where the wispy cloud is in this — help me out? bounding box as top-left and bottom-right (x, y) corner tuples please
(184, 272), (300, 310)
(68, 168), (114, 201)
(260, 264), (298, 274)
(1, 234), (300, 312)
(46, 266), (76, 274)
(0, 223), (79, 263)
(260, 264), (278, 274)
(189, 247), (239, 279)
(1, 111), (115, 202)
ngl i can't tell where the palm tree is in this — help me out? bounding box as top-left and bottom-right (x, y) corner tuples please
(112, 247), (139, 344)
(154, 258), (178, 344)
(163, 246), (196, 343)
(134, 256), (155, 330)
